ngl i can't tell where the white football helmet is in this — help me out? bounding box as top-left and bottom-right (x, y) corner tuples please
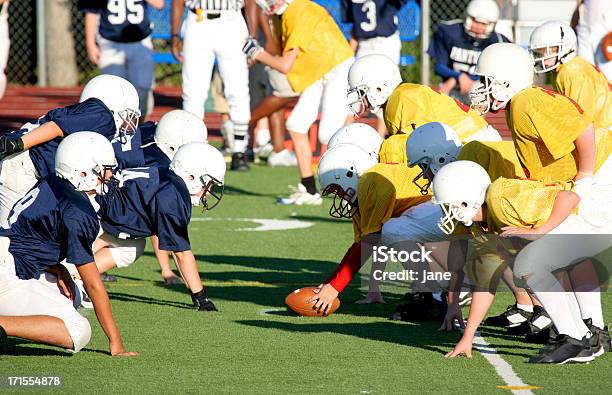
(529, 21), (577, 73)
(347, 54), (402, 117)
(406, 122), (462, 195)
(55, 131), (117, 193)
(154, 110), (208, 160)
(80, 74), (141, 144)
(431, 161), (491, 235)
(471, 43), (534, 114)
(255, 0), (292, 15)
(170, 143), (226, 209)
(327, 123), (383, 162)
(317, 144), (377, 218)
(464, 0), (500, 39)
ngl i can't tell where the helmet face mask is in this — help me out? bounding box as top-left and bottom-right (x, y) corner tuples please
(116, 108), (141, 145)
(531, 46), (561, 73)
(199, 174), (225, 211)
(321, 184), (357, 219)
(470, 75), (511, 114)
(529, 21), (577, 74)
(411, 160), (434, 195)
(347, 85), (370, 117)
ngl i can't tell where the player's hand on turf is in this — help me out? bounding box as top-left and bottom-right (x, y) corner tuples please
(308, 284), (338, 315)
(440, 302), (464, 331)
(458, 73), (475, 95)
(110, 340), (139, 357)
(86, 42), (100, 65)
(500, 226), (542, 241)
(242, 36), (263, 62)
(445, 338), (473, 359)
(355, 292), (385, 304)
(171, 36), (184, 63)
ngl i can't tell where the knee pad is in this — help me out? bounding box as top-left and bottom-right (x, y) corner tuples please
(110, 239), (146, 268)
(66, 315), (92, 353)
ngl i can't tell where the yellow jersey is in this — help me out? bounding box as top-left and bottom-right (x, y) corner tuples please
(458, 141), (527, 181)
(506, 87), (610, 182)
(383, 83), (489, 139)
(280, 0), (353, 93)
(352, 163), (431, 242)
(483, 177), (573, 234)
(378, 134), (409, 164)
(555, 57), (612, 130)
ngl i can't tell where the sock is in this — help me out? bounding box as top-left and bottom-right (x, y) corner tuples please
(301, 176), (317, 195)
(232, 123), (249, 153)
(574, 291), (605, 329)
(517, 303), (534, 313)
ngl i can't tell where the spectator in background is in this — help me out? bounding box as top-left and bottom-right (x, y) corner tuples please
(341, 0), (407, 137)
(81, 0), (164, 120)
(0, 0), (9, 100)
(574, 0), (612, 82)
(428, 0), (510, 104)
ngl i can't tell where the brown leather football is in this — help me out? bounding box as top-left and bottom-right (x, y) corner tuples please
(285, 287), (341, 317)
(602, 32), (612, 62)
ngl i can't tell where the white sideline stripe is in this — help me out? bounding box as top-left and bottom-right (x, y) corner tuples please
(258, 308), (286, 316)
(473, 331), (534, 395)
(190, 217), (313, 231)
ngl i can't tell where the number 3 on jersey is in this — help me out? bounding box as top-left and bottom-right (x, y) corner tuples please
(358, 0), (377, 32)
(108, 0), (144, 25)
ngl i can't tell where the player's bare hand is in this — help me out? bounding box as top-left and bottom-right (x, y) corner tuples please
(355, 292), (385, 304)
(110, 341), (139, 357)
(440, 302), (464, 331)
(500, 226), (542, 240)
(171, 37), (184, 63)
(440, 78), (456, 95)
(86, 43), (100, 65)
(458, 73), (475, 95)
(55, 265), (75, 301)
(445, 338), (473, 358)
(308, 284), (338, 315)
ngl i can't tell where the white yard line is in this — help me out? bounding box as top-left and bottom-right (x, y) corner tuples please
(473, 331), (537, 394)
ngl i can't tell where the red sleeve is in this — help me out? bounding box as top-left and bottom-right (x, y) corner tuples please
(326, 242), (368, 293)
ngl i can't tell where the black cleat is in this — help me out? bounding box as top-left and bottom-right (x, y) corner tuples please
(392, 292), (447, 322)
(230, 152), (250, 171)
(100, 273), (117, 282)
(484, 304), (532, 328)
(584, 319), (610, 356)
(529, 335), (594, 364)
(191, 289), (219, 312)
(508, 305), (552, 336)
(0, 324), (6, 352)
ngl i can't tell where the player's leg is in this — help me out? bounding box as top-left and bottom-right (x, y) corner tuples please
(98, 37), (128, 80)
(215, 14), (251, 170)
(150, 235), (182, 285)
(317, 58), (353, 146)
(0, 151), (39, 228)
(125, 38), (155, 120)
(94, 233), (146, 274)
(181, 15), (215, 119)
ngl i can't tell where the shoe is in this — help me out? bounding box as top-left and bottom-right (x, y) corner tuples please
(528, 325), (559, 345)
(230, 152), (250, 171)
(74, 279), (93, 309)
(101, 273), (117, 282)
(584, 318), (611, 356)
(392, 292), (447, 322)
(267, 149), (298, 167)
(484, 304), (532, 328)
(277, 183), (322, 205)
(255, 142), (274, 160)
(508, 305), (552, 336)
(0, 324), (6, 352)
(529, 335), (594, 364)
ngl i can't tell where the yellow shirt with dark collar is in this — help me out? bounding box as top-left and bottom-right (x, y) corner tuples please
(280, 0), (353, 93)
(458, 141), (527, 181)
(383, 83), (489, 139)
(506, 86), (610, 183)
(555, 56), (612, 130)
(352, 163), (431, 242)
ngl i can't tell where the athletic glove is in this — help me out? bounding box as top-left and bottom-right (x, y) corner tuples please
(191, 289), (219, 312)
(0, 134), (25, 160)
(242, 35), (263, 62)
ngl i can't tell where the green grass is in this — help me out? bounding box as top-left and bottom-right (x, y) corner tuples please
(2, 164), (611, 393)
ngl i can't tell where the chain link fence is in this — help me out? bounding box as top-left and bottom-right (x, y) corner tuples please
(5, 0), (514, 87)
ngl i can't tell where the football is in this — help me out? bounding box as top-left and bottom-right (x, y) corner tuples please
(285, 287), (341, 317)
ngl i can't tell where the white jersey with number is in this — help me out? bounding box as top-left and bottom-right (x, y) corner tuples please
(185, 0), (244, 12)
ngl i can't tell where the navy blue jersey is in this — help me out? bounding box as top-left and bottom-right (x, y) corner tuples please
(13, 98), (117, 179)
(341, 0), (407, 39)
(97, 167), (192, 251)
(138, 121), (171, 168)
(114, 122), (145, 169)
(0, 176), (100, 280)
(428, 21), (511, 81)
(80, 0), (153, 43)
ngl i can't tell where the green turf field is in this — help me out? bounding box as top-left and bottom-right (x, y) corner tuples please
(2, 164), (611, 394)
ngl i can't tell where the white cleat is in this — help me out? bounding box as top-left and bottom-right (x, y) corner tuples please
(277, 183), (322, 205)
(267, 149), (298, 167)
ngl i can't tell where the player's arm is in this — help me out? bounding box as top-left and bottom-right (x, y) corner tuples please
(146, 0), (165, 9)
(77, 262), (138, 357)
(171, 0), (185, 62)
(440, 239), (468, 331)
(574, 123), (596, 180)
(0, 121), (64, 159)
(445, 291), (495, 358)
(244, 0), (259, 37)
(253, 47), (298, 74)
(84, 12), (101, 65)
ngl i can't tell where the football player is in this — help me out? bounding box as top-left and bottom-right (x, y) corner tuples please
(432, 161), (611, 364)
(244, 0), (354, 205)
(470, 42), (611, 184)
(529, 21), (611, 132)
(93, 142), (225, 311)
(0, 132), (137, 356)
(0, 74), (140, 228)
